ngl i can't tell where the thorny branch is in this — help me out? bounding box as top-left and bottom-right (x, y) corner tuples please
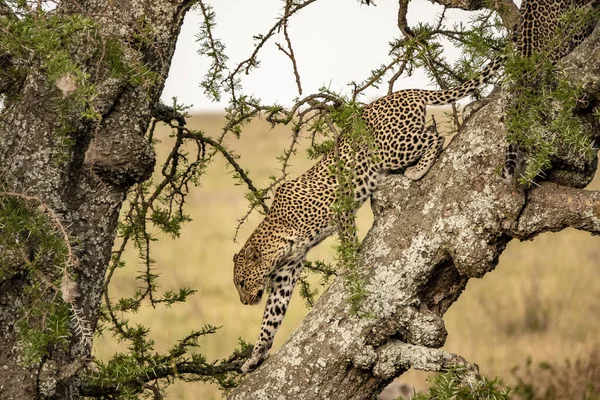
(102, 92), (346, 334)
(0, 191), (92, 346)
(207, 0), (319, 138)
(182, 129), (269, 213)
(226, 0), (318, 79)
(81, 339), (252, 398)
(197, 0), (227, 101)
(97, 105), (262, 397)
(276, 0), (303, 95)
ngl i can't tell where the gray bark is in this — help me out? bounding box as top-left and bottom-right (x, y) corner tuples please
(229, 23), (600, 400)
(0, 1), (192, 398)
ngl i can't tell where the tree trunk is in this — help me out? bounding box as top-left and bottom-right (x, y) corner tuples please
(0, 1), (192, 398)
(229, 22), (600, 400)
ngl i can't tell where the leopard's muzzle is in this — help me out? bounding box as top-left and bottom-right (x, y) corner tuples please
(239, 289), (264, 305)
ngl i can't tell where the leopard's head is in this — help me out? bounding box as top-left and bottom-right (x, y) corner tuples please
(233, 244), (269, 305)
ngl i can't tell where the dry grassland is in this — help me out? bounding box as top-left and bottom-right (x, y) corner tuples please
(94, 110), (600, 399)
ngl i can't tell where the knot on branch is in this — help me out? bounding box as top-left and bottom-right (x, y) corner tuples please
(351, 345), (378, 369)
(366, 307), (447, 348)
(153, 102), (186, 126)
(84, 130), (155, 187)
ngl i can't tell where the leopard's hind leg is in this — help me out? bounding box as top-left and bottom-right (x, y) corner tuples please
(404, 125), (444, 181)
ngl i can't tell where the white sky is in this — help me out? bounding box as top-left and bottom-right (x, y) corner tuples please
(161, 0), (514, 112)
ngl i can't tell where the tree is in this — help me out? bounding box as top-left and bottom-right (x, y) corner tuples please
(229, 0), (600, 398)
(0, 0), (598, 400)
(0, 0), (234, 398)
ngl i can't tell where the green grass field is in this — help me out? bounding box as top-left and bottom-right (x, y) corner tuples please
(95, 111), (600, 399)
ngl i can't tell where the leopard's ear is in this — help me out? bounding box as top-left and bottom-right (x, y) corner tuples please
(245, 244), (260, 262)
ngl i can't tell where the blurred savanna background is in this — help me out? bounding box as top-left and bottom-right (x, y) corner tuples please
(95, 108), (600, 399)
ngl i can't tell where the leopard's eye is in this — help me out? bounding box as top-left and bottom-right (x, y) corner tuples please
(239, 280), (245, 289)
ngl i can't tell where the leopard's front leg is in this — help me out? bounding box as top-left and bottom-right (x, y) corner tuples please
(404, 125), (444, 181)
(242, 259), (303, 373)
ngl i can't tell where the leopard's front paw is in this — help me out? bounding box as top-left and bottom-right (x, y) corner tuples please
(404, 166), (426, 181)
(241, 353), (266, 373)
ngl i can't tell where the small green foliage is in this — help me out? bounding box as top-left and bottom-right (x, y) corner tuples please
(1, 12), (101, 125)
(196, 1), (229, 102)
(297, 260), (337, 308)
(150, 209), (191, 239)
(0, 195), (76, 364)
(336, 235), (369, 314)
(328, 100), (374, 315)
(504, 51), (593, 185)
(298, 272), (319, 308)
(504, 6), (598, 186)
(413, 367), (511, 400)
(244, 188), (268, 213)
(87, 327), (248, 398)
(307, 139), (335, 159)
(382, 8), (504, 101)
(0, 13), (94, 83)
(18, 301), (71, 365)
(0, 196), (66, 278)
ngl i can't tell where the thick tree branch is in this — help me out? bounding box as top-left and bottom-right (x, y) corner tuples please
(373, 341), (479, 380)
(515, 184), (600, 238)
(560, 16), (600, 94)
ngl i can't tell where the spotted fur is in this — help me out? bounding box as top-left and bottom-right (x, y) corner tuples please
(234, 55), (505, 373)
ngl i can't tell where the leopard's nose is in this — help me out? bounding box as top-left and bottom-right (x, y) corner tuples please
(238, 291), (249, 305)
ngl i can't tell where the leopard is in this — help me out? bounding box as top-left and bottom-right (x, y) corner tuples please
(233, 55), (505, 373)
(502, 0), (598, 178)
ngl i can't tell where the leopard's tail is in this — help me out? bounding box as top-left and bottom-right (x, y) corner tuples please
(420, 53), (507, 106)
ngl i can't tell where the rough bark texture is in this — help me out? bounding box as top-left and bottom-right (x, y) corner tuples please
(0, 1), (191, 398)
(229, 23), (600, 400)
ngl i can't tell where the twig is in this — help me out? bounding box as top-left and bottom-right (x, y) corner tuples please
(276, 0), (303, 95)
(227, 0), (318, 79)
(81, 347), (251, 397)
(181, 128), (270, 215)
(397, 0), (414, 38)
